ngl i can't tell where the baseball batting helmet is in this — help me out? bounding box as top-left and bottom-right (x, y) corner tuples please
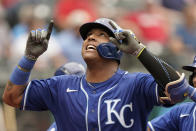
(79, 18), (123, 62)
(182, 56), (196, 72)
(54, 62), (85, 76)
(182, 56), (196, 86)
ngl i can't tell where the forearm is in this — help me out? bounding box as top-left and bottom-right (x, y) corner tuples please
(112, 28), (180, 86)
(3, 21), (52, 108)
(110, 27), (182, 103)
(3, 81), (26, 108)
(3, 56), (36, 108)
(138, 48), (180, 96)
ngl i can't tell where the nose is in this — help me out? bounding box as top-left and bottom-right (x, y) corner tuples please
(87, 34), (96, 41)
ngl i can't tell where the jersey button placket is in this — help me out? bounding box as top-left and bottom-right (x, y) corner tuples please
(91, 90), (95, 113)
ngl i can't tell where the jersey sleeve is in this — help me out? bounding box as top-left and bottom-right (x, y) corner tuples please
(134, 73), (160, 109)
(20, 76), (64, 112)
(148, 105), (181, 130)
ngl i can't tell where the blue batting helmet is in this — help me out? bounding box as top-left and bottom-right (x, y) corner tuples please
(54, 62), (85, 76)
(79, 18), (123, 62)
(182, 56), (196, 86)
(182, 56), (196, 72)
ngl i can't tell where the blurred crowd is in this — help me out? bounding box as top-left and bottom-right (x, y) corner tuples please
(0, 0), (196, 130)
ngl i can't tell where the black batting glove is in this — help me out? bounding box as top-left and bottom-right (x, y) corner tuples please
(25, 20), (54, 60)
(108, 21), (145, 56)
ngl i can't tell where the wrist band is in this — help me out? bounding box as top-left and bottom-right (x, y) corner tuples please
(25, 54), (37, 61)
(10, 56), (36, 85)
(18, 56), (36, 70)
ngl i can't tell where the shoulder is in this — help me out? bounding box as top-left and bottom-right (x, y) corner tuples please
(123, 71), (152, 80)
(52, 74), (82, 83)
(53, 74), (82, 79)
(173, 102), (196, 111)
(32, 75), (82, 87)
(167, 102), (196, 116)
(120, 71), (155, 87)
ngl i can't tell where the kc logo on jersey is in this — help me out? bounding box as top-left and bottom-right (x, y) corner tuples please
(104, 99), (134, 128)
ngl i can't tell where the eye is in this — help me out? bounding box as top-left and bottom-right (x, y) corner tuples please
(86, 32), (92, 37)
(99, 32), (107, 37)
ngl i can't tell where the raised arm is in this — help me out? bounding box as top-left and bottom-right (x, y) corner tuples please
(109, 21), (186, 105)
(3, 20), (54, 108)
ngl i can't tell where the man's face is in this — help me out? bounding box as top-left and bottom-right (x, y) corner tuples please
(82, 28), (110, 63)
(193, 70), (196, 87)
(193, 75), (196, 87)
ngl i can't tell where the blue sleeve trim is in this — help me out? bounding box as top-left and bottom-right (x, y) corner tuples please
(148, 121), (155, 131)
(22, 82), (32, 110)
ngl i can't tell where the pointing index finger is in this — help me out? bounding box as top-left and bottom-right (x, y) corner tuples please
(109, 21), (117, 30)
(109, 21), (125, 40)
(46, 19), (54, 40)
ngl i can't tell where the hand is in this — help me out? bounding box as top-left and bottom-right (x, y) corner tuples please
(25, 19), (54, 60)
(165, 73), (188, 103)
(166, 73), (196, 103)
(109, 21), (145, 56)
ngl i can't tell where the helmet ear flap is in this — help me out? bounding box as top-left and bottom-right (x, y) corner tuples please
(96, 42), (123, 63)
(189, 74), (194, 86)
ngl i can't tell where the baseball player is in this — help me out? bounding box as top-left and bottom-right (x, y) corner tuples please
(2, 18), (194, 131)
(147, 56), (196, 131)
(47, 62), (85, 131)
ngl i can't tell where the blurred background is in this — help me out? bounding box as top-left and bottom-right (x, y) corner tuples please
(0, 0), (196, 130)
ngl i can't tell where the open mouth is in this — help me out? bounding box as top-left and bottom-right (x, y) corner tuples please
(86, 45), (96, 50)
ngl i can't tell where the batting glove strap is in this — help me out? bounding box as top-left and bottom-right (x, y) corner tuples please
(135, 44), (146, 58)
(25, 54), (37, 61)
(165, 73), (188, 104)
